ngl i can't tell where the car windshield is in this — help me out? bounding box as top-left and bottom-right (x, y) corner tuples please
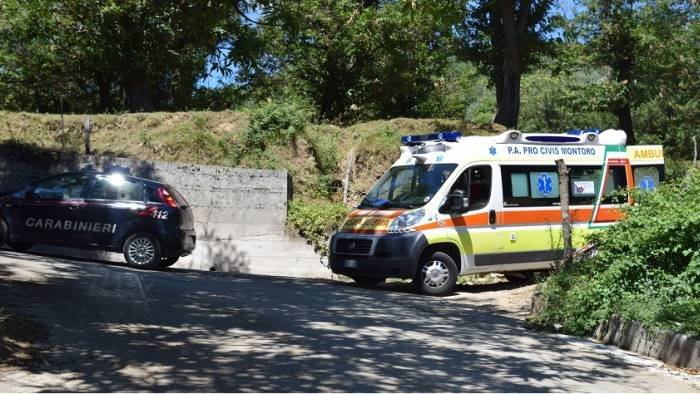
(358, 164), (457, 209)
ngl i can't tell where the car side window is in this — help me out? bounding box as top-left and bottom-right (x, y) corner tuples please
(86, 175), (143, 202)
(32, 174), (90, 200)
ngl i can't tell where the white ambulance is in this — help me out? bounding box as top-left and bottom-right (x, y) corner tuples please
(329, 129), (664, 296)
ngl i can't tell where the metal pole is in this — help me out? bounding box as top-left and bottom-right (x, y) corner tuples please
(556, 159), (572, 265)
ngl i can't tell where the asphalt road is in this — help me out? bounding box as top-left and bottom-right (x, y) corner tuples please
(0, 250), (698, 392)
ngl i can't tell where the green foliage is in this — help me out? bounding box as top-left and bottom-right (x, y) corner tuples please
(287, 200), (349, 257)
(252, 0), (460, 122)
(245, 100), (314, 149)
(0, 0), (249, 112)
(518, 68), (617, 133)
(231, 100), (314, 165)
(531, 171), (700, 336)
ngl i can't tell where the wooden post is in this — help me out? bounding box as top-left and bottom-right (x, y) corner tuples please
(342, 148), (356, 204)
(83, 115), (92, 155)
(556, 159), (573, 265)
(60, 97), (65, 135)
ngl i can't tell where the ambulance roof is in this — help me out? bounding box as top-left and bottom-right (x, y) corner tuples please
(393, 129), (663, 167)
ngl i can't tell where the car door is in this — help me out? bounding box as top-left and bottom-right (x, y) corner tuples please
(82, 174), (146, 249)
(11, 174), (90, 245)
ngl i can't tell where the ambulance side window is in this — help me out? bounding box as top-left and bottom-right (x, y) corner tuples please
(569, 167), (601, 205)
(502, 166), (560, 207)
(633, 165), (663, 191)
(449, 166), (491, 211)
(32, 174), (90, 200)
(601, 166), (628, 204)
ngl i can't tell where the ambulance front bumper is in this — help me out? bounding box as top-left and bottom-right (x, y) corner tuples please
(329, 231), (427, 279)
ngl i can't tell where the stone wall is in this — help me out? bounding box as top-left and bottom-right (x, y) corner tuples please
(0, 147), (330, 278)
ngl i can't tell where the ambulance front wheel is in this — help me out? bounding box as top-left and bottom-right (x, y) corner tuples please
(414, 251), (458, 296)
(123, 233), (162, 269)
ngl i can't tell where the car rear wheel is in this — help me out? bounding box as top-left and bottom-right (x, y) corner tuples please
(351, 276), (385, 287)
(414, 251), (458, 296)
(123, 233), (162, 269)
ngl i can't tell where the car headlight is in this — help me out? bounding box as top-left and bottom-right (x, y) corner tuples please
(388, 209), (425, 233)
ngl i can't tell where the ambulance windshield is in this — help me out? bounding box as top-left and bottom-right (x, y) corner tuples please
(359, 164), (457, 209)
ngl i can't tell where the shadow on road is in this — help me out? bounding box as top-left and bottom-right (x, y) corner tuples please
(0, 250), (655, 392)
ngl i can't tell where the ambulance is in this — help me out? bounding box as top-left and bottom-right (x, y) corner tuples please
(329, 129), (664, 296)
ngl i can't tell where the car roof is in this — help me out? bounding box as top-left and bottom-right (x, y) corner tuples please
(45, 171), (167, 188)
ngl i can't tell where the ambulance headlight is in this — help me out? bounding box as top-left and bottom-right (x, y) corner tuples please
(388, 209), (425, 233)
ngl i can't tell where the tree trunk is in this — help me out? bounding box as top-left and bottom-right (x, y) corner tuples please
(495, 0), (525, 129)
(617, 102), (635, 145)
(97, 75), (113, 113)
(494, 73), (521, 128)
(125, 72), (153, 112)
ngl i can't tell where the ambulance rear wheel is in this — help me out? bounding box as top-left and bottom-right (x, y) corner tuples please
(414, 252), (457, 296)
(123, 233), (162, 269)
(351, 276), (385, 287)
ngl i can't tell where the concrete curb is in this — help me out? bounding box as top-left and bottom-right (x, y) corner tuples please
(594, 314), (700, 369)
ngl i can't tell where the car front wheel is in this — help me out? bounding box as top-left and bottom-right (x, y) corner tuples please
(123, 233), (162, 269)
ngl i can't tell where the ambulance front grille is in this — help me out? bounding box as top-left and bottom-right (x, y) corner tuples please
(335, 239), (373, 255)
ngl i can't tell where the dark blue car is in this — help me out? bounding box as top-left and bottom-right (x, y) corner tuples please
(0, 171), (196, 269)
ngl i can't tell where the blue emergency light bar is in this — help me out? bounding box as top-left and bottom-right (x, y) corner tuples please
(565, 128), (601, 136)
(401, 131), (462, 145)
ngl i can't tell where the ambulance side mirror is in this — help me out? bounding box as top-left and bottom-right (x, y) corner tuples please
(446, 189), (469, 212)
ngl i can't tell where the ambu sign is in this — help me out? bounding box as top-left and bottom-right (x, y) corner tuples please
(25, 217), (117, 233)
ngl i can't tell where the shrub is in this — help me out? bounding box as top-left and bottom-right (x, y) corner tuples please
(530, 171), (700, 336)
(245, 100), (314, 150)
(287, 200), (349, 257)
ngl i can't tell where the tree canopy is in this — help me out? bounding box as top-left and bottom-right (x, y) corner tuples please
(0, 0), (697, 157)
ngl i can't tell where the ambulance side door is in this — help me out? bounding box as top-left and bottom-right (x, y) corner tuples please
(439, 164), (498, 272)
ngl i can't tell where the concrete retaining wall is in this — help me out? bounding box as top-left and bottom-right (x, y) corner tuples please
(0, 147), (330, 278)
(594, 315), (700, 369)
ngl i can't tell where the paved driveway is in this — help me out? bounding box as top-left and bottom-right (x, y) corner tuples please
(0, 250), (697, 392)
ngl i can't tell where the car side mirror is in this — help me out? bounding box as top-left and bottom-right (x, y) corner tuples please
(25, 190), (37, 200)
(447, 189), (469, 212)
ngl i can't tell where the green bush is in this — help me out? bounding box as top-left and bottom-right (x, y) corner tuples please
(245, 100), (314, 150)
(287, 200), (349, 257)
(530, 171), (700, 336)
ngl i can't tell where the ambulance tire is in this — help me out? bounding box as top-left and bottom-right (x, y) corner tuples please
(123, 233), (162, 270)
(0, 218), (7, 247)
(351, 276), (385, 287)
(414, 252), (458, 296)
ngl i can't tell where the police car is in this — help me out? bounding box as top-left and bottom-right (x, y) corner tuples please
(0, 170), (196, 269)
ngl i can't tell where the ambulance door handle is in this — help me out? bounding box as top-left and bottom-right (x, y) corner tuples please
(489, 209), (496, 225)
